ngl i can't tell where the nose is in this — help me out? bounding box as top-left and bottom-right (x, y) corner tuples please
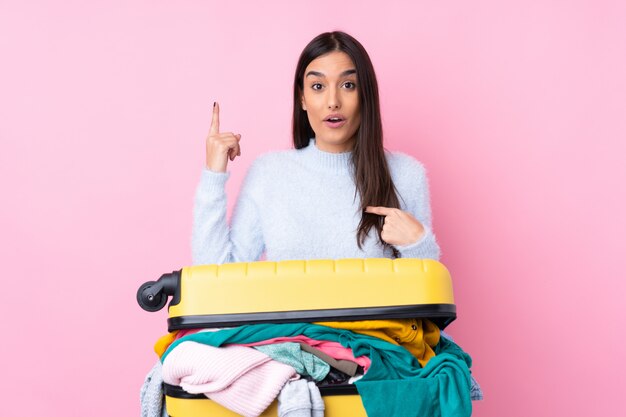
(327, 87), (341, 109)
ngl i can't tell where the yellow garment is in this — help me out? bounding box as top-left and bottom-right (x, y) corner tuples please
(314, 319), (440, 367)
(154, 331), (179, 358)
(153, 319), (440, 366)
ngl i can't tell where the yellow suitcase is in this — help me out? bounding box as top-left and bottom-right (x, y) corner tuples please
(137, 258), (456, 417)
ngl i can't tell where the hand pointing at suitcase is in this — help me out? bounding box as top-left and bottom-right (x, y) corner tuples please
(205, 102), (241, 172)
(365, 206), (425, 246)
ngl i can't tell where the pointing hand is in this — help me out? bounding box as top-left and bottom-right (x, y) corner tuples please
(205, 102), (241, 172)
(364, 206), (425, 246)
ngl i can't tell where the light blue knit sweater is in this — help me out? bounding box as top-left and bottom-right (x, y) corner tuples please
(192, 139), (441, 265)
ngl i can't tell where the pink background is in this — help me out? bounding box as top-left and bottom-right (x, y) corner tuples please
(1, 0), (624, 415)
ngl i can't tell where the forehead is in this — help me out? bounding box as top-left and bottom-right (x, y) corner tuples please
(305, 51), (356, 77)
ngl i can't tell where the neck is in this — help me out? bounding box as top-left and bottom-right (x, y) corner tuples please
(314, 136), (356, 153)
(296, 138), (353, 175)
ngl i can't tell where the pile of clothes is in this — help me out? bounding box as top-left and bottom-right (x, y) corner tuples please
(140, 319), (482, 417)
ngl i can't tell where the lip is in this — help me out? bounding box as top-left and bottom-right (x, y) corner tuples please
(323, 119), (347, 128)
(324, 113), (346, 122)
(323, 113), (347, 128)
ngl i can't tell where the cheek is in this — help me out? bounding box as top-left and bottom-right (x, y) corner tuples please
(303, 96), (319, 117)
(306, 111), (321, 132)
(349, 96), (360, 118)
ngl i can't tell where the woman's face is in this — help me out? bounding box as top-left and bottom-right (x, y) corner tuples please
(301, 51), (361, 153)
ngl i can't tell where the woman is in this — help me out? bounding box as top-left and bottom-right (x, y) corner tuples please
(141, 31), (481, 417)
(193, 31), (440, 265)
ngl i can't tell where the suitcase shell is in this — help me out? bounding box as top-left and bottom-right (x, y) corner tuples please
(164, 384), (366, 417)
(138, 258), (457, 417)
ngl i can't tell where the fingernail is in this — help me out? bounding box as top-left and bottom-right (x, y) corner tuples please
(213, 102), (216, 107)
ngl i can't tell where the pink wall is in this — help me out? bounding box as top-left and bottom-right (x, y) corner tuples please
(1, 1), (624, 415)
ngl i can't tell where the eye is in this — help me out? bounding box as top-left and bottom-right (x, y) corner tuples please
(311, 83), (323, 91)
(343, 81), (356, 89)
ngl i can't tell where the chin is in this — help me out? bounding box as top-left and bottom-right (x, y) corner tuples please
(326, 131), (356, 143)
(317, 136), (356, 151)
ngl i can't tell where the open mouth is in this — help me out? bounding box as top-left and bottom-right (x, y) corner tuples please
(324, 116), (347, 128)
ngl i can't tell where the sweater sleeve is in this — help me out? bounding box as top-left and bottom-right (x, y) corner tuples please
(394, 157), (441, 261)
(191, 163), (265, 265)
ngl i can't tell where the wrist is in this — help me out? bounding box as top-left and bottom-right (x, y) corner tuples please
(407, 224), (425, 244)
(205, 159), (227, 173)
(396, 226), (429, 249)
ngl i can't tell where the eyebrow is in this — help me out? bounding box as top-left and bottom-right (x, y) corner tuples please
(305, 69), (357, 78)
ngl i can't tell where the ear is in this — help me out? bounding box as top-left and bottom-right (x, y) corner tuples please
(299, 90), (307, 111)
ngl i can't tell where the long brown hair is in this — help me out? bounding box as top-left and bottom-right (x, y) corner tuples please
(292, 31), (401, 255)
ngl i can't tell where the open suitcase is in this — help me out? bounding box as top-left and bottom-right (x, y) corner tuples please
(137, 258), (457, 417)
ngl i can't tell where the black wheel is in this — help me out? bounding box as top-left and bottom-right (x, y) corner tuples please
(137, 281), (168, 312)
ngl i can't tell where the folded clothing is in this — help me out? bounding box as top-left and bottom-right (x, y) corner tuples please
(237, 334), (371, 371)
(297, 342), (359, 376)
(254, 342), (330, 381)
(140, 360), (168, 417)
(278, 379), (324, 417)
(315, 318), (440, 367)
(162, 341), (297, 417)
(162, 322), (473, 417)
(153, 326), (482, 401)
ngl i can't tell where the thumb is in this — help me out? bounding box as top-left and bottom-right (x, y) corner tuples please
(365, 206), (393, 216)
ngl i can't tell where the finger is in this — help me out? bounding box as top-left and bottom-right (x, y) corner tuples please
(227, 141), (241, 160)
(211, 136), (239, 150)
(224, 140), (240, 156)
(217, 132), (240, 140)
(383, 214), (397, 226)
(365, 206), (394, 216)
(209, 101), (220, 135)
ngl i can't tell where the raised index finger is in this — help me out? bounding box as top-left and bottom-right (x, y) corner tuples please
(365, 206), (394, 216)
(209, 102), (220, 135)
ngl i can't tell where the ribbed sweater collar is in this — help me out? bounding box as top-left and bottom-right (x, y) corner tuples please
(296, 138), (353, 175)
